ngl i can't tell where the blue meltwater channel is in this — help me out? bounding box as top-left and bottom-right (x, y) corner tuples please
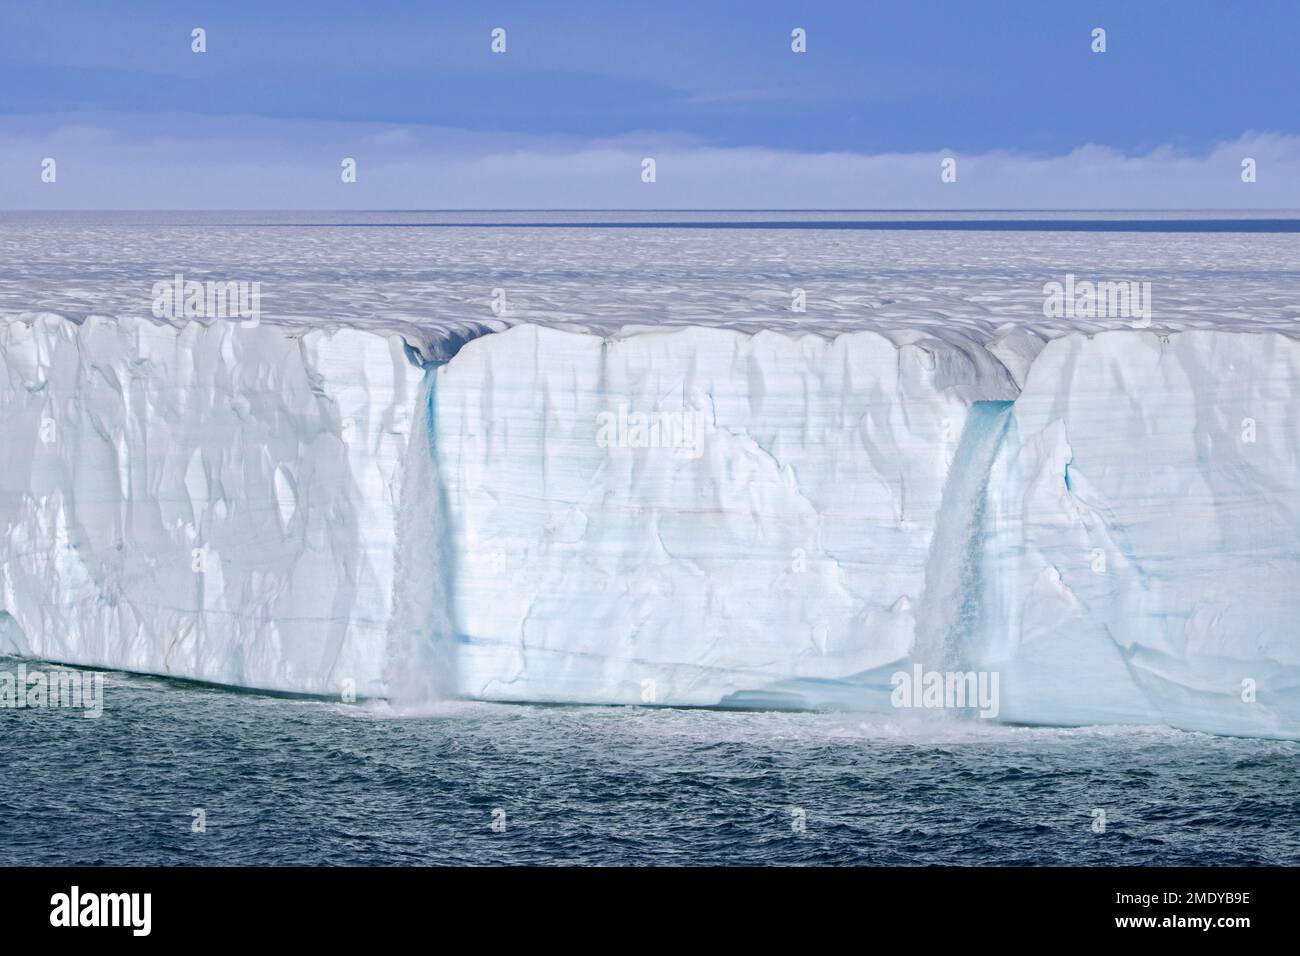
(914, 401), (1015, 674)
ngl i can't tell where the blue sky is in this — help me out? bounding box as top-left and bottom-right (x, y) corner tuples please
(2, 0), (1298, 207)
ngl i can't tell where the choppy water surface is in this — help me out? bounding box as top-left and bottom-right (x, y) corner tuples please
(2, 662), (1296, 866)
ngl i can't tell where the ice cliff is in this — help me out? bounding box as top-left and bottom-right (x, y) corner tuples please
(0, 316), (420, 696)
(2, 314), (1297, 737)
(980, 331), (1300, 737)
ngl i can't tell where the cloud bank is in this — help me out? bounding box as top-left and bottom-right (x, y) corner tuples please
(1, 113), (1297, 209)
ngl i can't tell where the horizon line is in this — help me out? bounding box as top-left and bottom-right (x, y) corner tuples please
(7, 207), (1300, 215)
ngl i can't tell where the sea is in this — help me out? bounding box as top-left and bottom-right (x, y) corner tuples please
(1, 659), (1296, 866)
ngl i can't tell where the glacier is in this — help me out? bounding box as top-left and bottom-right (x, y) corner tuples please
(2, 312), (1298, 738)
(979, 330), (1300, 737)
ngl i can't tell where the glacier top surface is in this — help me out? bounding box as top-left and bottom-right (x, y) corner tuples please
(2, 211), (1298, 362)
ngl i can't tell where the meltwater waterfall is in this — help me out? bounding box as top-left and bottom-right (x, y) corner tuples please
(913, 401), (1014, 674)
(385, 366), (460, 705)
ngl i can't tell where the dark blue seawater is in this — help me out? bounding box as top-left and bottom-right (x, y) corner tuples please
(2, 659), (1297, 866)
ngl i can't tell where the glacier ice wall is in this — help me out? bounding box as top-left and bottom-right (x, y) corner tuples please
(434, 324), (1014, 705)
(0, 314), (421, 695)
(978, 331), (1300, 737)
(2, 315), (1298, 737)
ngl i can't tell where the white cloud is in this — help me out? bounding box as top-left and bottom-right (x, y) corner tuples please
(1, 112), (1297, 209)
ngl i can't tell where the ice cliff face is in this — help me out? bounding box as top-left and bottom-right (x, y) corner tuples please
(0, 315), (420, 695)
(979, 331), (1300, 737)
(1, 315), (1297, 737)
(433, 324), (1014, 706)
